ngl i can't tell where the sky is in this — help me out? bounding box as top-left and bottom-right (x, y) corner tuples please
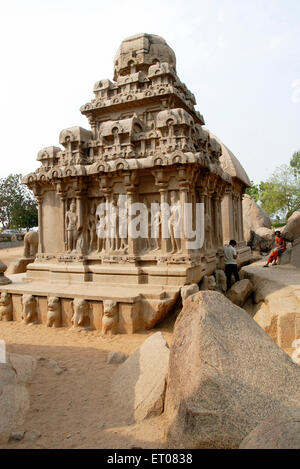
(0, 0), (299, 184)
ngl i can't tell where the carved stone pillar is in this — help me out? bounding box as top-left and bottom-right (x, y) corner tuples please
(158, 185), (169, 254)
(126, 187), (138, 257)
(215, 195), (223, 248)
(221, 187), (234, 245)
(237, 194), (243, 242)
(179, 182), (190, 255)
(36, 195), (44, 254)
(75, 187), (87, 255)
(196, 185), (206, 255)
(206, 190), (214, 251)
(124, 171), (139, 258)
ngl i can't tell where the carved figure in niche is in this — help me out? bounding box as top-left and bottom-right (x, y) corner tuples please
(72, 298), (90, 329)
(87, 204), (97, 253)
(117, 194), (128, 253)
(65, 199), (78, 252)
(101, 300), (118, 335)
(112, 127), (120, 147)
(169, 191), (182, 254)
(96, 199), (106, 253)
(152, 200), (161, 251)
(21, 294), (37, 325)
(142, 198), (150, 252)
(24, 231), (39, 258)
(47, 296), (61, 328)
(106, 196), (117, 252)
(0, 292), (13, 321)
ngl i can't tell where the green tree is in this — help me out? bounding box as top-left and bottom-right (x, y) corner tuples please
(259, 165), (299, 219)
(0, 174), (38, 230)
(245, 180), (260, 202)
(290, 150), (300, 177)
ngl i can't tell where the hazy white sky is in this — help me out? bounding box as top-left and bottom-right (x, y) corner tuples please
(0, 0), (299, 183)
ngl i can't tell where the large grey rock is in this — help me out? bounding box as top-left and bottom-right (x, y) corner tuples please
(107, 351), (127, 365)
(240, 407), (300, 449)
(111, 332), (169, 423)
(281, 211), (300, 242)
(0, 363), (30, 444)
(226, 279), (253, 307)
(199, 275), (216, 291)
(181, 284), (199, 302)
(164, 291), (300, 449)
(243, 195), (272, 243)
(7, 353), (37, 384)
(215, 270), (227, 293)
(291, 237), (300, 268)
(250, 227), (274, 252)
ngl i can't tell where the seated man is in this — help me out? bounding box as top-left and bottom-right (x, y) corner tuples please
(224, 240), (239, 291)
(263, 231), (286, 267)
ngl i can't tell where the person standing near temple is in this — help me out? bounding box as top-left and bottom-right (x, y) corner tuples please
(224, 240), (240, 291)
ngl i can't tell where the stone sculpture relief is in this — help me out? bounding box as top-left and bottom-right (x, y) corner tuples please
(72, 298), (90, 329)
(0, 292), (13, 321)
(169, 191), (182, 254)
(23, 231), (39, 258)
(21, 294), (38, 325)
(101, 300), (118, 335)
(65, 199), (78, 252)
(46, 296), (61, 328)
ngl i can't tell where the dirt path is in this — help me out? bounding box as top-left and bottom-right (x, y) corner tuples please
(0, 320), (174, 449)
(0, 244), (23, 266)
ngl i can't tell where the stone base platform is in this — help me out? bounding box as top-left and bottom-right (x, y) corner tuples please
(0, 273), (180, 333)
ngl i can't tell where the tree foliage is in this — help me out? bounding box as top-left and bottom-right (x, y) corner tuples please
(0, 174), (38, 230)
(246, 153), (300, 220)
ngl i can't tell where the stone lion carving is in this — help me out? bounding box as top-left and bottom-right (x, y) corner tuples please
(21, 294), (37, 325)
(101, 300), (118, 335)
(24, 231), (39, 258)
(72, 298), (90, 329)
(0, 292), (13, 321)
(47, 296), (61, 328)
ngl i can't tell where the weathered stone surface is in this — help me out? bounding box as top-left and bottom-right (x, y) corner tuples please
(199, 275), (216, 291)
(226, 279), (253, 307)
(7, 258), (34, 275)
(250, 227), (274, 252)
(107, 351), (127, 365)
(291, 237), (300, 268)
(241, 262), (300, 356)
(24, 429), (41, 442)
(281, 210), (300, 242)
(243, 195), (272, 243)
(23, 231), (38, 258)
(164, 291), (300, 449)
(111, 332), (169, 423)
(0, 363), (30, 444)
(215, 269), (227, 293)
(240, 407), (300, 449)
(7, 353), (37, 384)
(181, 284), (199, 302)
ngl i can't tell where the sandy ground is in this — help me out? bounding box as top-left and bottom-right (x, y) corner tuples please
(0, 242), (24, 265)
(0, 245), (175, 449)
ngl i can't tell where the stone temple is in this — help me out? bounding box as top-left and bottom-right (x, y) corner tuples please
(0, 33), (251, 333)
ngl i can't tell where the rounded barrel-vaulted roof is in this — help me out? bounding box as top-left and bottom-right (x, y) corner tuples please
(114, 33), (176, 80)
(208, 131), (251, 187)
